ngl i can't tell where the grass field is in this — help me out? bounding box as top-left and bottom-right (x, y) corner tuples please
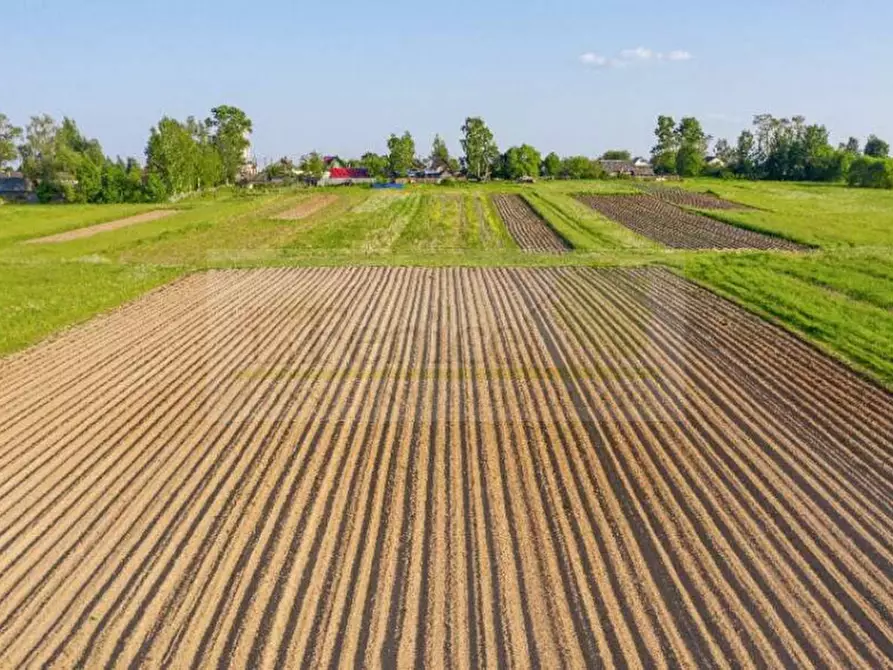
(1, 179), (891, 388)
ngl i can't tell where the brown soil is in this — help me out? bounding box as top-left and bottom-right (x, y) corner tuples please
(25, 210), (178, 244)
(636, 184), (753, 210)
(492, 194), (571, 252)
(273, 195), (338, 220)
(577, 194), (807, 250)
(0, 267), (890, 668)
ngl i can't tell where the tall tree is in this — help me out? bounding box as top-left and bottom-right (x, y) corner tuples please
(146, 117), (199, 197)
(541, 152), (561, 178)
(600, 150), (632, 161)
(429, 134), (451, 167)
(713, 138), (735, 164)
(206, 105), (253, 183)
(461, 117), (499, 180)
(865, 135), (890, 159)
(675, 117), (709, 177)
(299, 152), (325, 179)
(841, 137), (861, 154)
(387, 131), (415, 176)
(650, 115), (678, 174)
(18, 114), (59, 182)
(733, 130), (757, 178)
(560, 156), (602, 179)
(0, 114), (23, 172)
(504, 144), (542, 179)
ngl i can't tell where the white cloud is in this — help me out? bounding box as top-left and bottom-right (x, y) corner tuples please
(620, 47), (654, 61)
(666, 50), (693, 61)
(579, 52), (608, 66)
(580, 47), (694, 68)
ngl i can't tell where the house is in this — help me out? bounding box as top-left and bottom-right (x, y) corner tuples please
(406, 159), (454, 184)
(0, 173), (37, 203)
(319, 164), (374, 186)
(599, 159), (655, 178)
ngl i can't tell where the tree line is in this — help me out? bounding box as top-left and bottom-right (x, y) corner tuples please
(0, 106), (252, 203)
(651, 114), (892, 189)
(284, 117), (608, 184)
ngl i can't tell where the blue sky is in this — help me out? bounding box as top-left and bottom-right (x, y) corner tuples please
(5, 0), (892, 164)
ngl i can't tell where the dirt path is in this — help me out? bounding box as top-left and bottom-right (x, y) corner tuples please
(491, 194), (571, 252)
(0, 267), (890, 668)
(24, 210), (178, 244)
(272, 195), (338, 220)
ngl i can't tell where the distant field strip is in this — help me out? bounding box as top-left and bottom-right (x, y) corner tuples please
(23, 210), (177, 244)
(0, 267), (891, 668)
(492, 194), (571, 252)
(577, 195), (807, 250)
(272, 195), (338, 220)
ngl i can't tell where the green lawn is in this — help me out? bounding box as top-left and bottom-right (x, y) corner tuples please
(0, 179), (891, 388)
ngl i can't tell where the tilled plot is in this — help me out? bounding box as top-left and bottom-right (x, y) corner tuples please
(492, 194), (570, 252)
(577, 194), (807, 250)
(636, 184), (753, 210)
(0, 267), (891, 668)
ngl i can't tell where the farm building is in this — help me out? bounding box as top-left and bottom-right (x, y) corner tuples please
(599, 159), (656, 178)
(315, 156), (373, 185)
(0, 173), (37, 203)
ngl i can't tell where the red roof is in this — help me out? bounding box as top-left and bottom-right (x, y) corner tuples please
(330, 167), (369, 179)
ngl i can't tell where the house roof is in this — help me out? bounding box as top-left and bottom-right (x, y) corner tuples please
(599, 160), (655, 176)
(329, 167), (369, 179)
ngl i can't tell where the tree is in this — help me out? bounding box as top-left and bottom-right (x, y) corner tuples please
(461, 117), (499, 180)
(733, 130), (757, 178)
(359, 152), (389, 179)
(675, 117), (709, 177)
(146, 117), (199, 197)
(848, 156), (893, 189)
(18, 114), (59, 182)
(504, 144), (542, 179)
(713, 138), (735, 164)
(600, 150), (632, 161)
(387, 131), (415, 177)
(429, 134), (451, 167)
(299, 152), (325, 179)
(542, 152), (561, 178)
(841, 137), (861, 155)
(560, 156), (602, 179)
(864, 135), (890, 159)
(0, 114), (23, 171)
(206, 105), (252, 183)
(650, 115), (678, 174)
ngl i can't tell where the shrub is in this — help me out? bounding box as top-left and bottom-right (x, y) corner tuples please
(847, 156), (893, 189)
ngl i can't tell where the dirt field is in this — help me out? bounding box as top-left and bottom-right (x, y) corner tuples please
(273, 195), (338, 220)
(577, 195), (807, 250)
(24, 210), (177, 244)
(0, 267), (891, 668)
(636, 184), (753, 210)
(492, 194), (570, 252)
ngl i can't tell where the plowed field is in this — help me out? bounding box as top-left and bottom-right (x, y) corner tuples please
(577, 195), (807, 250)
(636, 184), (752, 210)
(24, 210), (177, 244)
(492, 195), (570, 252)
(0, 267), (891, 668)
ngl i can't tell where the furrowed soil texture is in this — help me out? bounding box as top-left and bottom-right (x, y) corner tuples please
(577, 194), (807, 251)
(491, 194), (570, 252)
(636, 184), (753, 210)
(24, 210), (177, 244)
(272, 195), (338, 220)
(0, 267), (891, 668)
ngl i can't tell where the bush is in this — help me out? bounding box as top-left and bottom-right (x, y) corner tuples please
(848, 156), (893, 189)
